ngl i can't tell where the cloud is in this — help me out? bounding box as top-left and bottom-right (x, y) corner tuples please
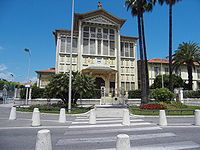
(0, 64), (7, 71)
(0, 72), (13, 81)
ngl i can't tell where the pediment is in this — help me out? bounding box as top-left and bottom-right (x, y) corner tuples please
(83, 16), (115, 25)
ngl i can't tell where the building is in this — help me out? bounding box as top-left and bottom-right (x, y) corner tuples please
(36, 68), (55, 88)
(146, 58), (200, 90)
(51, 3), (138, 97)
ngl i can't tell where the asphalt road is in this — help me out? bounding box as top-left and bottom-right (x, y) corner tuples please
(1, 105), (200, 150)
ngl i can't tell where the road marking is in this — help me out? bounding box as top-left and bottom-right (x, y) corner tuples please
(72, 119), (144, 124)
(75, 117), (123, 121)
(64, 126), (162, 135)
(56, 132), (175, 145)
(69, 122), (151, 128)
(97, 141), (200, 150)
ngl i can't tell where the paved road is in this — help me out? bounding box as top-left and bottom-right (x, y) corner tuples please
(1, 104), (200, 150)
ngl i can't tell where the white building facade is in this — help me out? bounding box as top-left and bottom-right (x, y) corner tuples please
(147, 59), (200, 90)
(53, 6), (138, 97)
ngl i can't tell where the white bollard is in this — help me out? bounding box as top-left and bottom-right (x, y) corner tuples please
(116, 134), (131, 150)
(195, 110), (200, 126)
(35, 129), (52, 150)
(9, 107), (16, 120)
(32, 110), (41, 127)
(159, 110), (167, 126)
(32, 108), (39, 121)
(59, 108), (66, 123)
(122, 109), (130, 126)
(89, 109), (96, 124)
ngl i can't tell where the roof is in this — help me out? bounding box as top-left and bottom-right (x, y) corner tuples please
(74, 9), (126, 30)
(148, 59), (169, 64)
(35, 68), (55, 73)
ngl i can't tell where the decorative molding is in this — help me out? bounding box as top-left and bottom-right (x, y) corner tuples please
(84, 16), (115, 25)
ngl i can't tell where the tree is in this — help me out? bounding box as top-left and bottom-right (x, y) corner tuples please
(173, 42), (200, 90)
(125, 0), (156, 105)
(151, 74), (184, 90)
(158, 0), (181, 91)
(45, 72), (96, 105)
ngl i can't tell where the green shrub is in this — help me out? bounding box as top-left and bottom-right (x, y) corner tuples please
(184, 90), (200, 98)
(150, 88), (174, 102)
(128, 89), (141, 98)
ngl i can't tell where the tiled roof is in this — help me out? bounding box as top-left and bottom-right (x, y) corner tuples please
(148, 59), (169, 64)
(35, 68), (55, 73)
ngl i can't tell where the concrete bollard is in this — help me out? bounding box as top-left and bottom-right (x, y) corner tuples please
(116, 134), (131, 150)
(159, 110), (167, 126)
(32, 109), (41, 127)
(35, 129), (52, 150)
(122, 109), (130, 126)
(9, 107), (16, 120)
(32, 108), (39, 121)
(89, 109), (96, 124)
(195, 110), (200, 126)
(59, 108), (66, 123)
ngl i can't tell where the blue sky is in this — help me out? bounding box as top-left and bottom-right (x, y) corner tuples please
(0, 0), (199, 83)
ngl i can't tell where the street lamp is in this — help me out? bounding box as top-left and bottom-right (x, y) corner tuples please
(68, 0), (75, 113)
(24, 48), (31, 105)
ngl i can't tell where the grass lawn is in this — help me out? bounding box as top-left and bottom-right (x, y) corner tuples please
(129, 104), (200, 116)
(16, 104), (92, 114)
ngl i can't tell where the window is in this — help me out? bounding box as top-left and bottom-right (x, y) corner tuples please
(121, 82), (125, 90)
(154, 67), (160, 77)
(103, 40), (108, 55)
(90, 27), (96, 32)
(198, 69), (200, 79)
(72, 38), (77, 53)
(126, 82), (130, 91)
(130, 43), (134, 57)
(125, 43), (129, 57)
(110, 41), (115, 56)
(90, 39), (96, 54)
(60, 37), (65, 52)
(97, 40), (101, 55)
(66, 37), (71, 53)
(131, 82), (135, 90)
(121, 42), (124, 57)
(83, 39), (89, 54)
(175, 69), (181, 76)
(165, 67), (169, 74)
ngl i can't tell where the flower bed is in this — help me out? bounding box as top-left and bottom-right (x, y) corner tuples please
(139, 104), (167, 110)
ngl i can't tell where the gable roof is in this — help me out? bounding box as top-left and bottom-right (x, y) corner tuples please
(74, 9), (126, 30)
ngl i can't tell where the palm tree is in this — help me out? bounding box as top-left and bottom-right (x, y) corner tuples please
(158, 0), (181, 91)
(125, 0), (155, 104)
(173, 42), (200, 90)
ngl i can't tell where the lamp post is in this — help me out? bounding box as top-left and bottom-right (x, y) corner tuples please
(24, 48), (31, 105)
(68, 0), (75, 113)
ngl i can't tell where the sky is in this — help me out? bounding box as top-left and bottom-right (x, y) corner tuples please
(0, 0), (200, 83)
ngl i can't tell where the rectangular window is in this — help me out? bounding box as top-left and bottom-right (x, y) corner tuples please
(90, 27), (96, 32)
(131, 82), (135, 90)
(121, 82), (125, 90)
(66, 37), (71, 53)
(165, 67), (169, 74)
(110, 41), (115, 56)
(109, 35), (115, 40)
(130, 43), (134, 57)
(83, 39), (89, 54)
(60, 38), (65, 53)
(103, 40), (108, 55)
(90, 39), (96, 54)
(126, 82), (130, 91)
(103, 28), (108, 33)
(98, 40), (101, 55)
(198, 69), (200, 79)
(125, 43), (129, 57)
(154, 67), (160, 77)
(83, 26), (89, 31)
(121, 42), (124, 57)
(110, 29), (115, 34)
(72, 38), (77, 53)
